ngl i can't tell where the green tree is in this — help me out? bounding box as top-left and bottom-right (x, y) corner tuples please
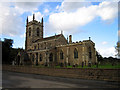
(2, 38), (13, 64)
(96, 51), (103, 64)
(115, 41), (120, 58)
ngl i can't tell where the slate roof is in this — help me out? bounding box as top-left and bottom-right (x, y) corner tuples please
(34, 34), (63, 43)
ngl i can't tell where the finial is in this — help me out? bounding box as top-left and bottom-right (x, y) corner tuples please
(55, 33), (56, 39)
(26, 16), (28, 24)
(42, 17), (43, 23)
(67, 35), (68, 43)
(89, 37), (91, 40)
(61, 30), (63, 34)
(33, 14), (35, 21)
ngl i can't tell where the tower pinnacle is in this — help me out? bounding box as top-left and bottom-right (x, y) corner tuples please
(26, 16), (28, 24)
(33, 14), (35, 21)
(61, 30), (63, 34)
(42, 17), (43, 24)
(89, 37), (91, 40)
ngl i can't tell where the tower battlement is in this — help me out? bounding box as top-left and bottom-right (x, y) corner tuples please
(25, 14), (43, 51)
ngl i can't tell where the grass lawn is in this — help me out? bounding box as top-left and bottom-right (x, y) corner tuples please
(32, 63), (120, 69)
(97, 64), (120, 69)
(56, 64), (120, 69)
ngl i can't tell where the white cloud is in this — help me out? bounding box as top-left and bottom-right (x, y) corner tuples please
(0, 3), (24, 36)
(102, 41), (108, 45)
(99, 47), (116, 57)
(59, 1), (91, 12)
(47, 1), (118, 34)
(49, 7), (96, 33)
(28, 12), (43, 22)
(44, 9), (49, 13)
(20, 32), (26, 38)
(56, 5), (59, 9)
(14, 2), (42, 14)
(0, 2), (42, 37)
(96, 1), (118, 21)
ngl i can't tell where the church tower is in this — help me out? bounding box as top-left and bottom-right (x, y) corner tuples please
(25, 14), (44, 51)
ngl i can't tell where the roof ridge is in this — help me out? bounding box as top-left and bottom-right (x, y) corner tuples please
(44, 34), (62, 39)
(34, 34), (62, 42)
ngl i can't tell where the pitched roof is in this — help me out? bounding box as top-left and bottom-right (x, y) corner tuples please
(34, 34), (63, 43)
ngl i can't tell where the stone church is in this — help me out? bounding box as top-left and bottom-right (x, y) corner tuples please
(24, 14), (97, 66)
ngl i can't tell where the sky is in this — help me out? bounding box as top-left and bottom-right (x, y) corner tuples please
(0, 0), (119, 58)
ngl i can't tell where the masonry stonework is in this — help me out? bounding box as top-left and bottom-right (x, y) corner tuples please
(24, 14), (97, 66)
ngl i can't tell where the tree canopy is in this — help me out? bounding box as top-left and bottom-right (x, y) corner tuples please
(2, 38), (19, 64)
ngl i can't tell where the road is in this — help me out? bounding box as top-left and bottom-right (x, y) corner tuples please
(2, 71), (120, 88)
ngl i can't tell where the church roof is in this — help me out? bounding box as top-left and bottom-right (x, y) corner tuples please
(34, 34), (64, 42)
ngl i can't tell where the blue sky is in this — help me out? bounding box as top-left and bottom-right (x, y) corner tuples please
(0, 1), (119, 57)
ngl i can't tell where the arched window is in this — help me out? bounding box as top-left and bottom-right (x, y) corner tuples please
(32, 54), (34, 62)
(60, 50), (64, 59)
(29, 30), (31, 36)
(37, 27), (39, 36)
(29, 27), (31, 36)
(38, 44), (39, 49)
(89, 47), (92, 59)
(34, 45), (36, 50)
(36, 53), (38, 65)
(49, 53), (53, 62)
(40, 54), (42, 61)
(74, 48), (78, 59)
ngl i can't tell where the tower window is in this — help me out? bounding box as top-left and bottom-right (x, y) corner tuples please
(60, 50), (64, 59)
(37, 27), (39, 36)
(29, 30), (31, 36)
(29, 27), (31, 36)
(37, 30), (39, 36)
(89, 47), (92, 59)
(74, 48), (78, 59)
(89, 52), (92, 59)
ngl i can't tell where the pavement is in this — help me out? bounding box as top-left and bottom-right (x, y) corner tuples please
(2, 71), (120, 89)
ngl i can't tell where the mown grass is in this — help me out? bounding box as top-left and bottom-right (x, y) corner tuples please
(56, 63), (120, 69)
(32, 63), (120, 69)
(97, 64), (120, 69)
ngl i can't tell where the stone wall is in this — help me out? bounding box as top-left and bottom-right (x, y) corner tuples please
(57, 40), (97, 66)
(2, 65), (120, 82)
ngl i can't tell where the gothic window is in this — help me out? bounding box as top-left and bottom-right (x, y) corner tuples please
(49, 53), (53, 62)
(36, 53), (38, 65)
(38, 44), (39, 49)
(32, 54), (34, 62)
(37, 27), (39, 36)
(89, 47), (92, 59)
(44, 42), (46, 49)
(34, 45), (36, 50)
(41, 44), (43, 48)
(60, 50), (64, 59)
(40, 54), (42, 61)
(29, 27), (31, 36)
(74, 48), (78, 59)
(29, 30), (31, 36)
